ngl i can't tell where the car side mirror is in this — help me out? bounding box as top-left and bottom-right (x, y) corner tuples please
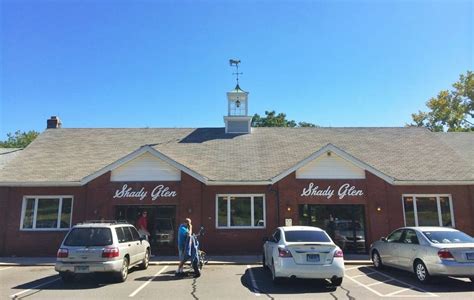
(381, 237), (387, 242)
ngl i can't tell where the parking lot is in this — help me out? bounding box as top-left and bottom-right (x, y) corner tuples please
(1, 264), (472, 299)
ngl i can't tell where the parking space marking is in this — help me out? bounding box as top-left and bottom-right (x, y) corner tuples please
(366, 279), (394, 287)
(9, 277), (60, 299)
(246, 265), (261, 296)
(128, 266), (167, 298)
(345, 266), (365, 271)
(345, 267), (439, 298)
(0, 267), (14, 271)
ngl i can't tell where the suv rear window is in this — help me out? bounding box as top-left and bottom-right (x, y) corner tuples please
(64, 228), (113, 246)
(284, 230), (331, 242)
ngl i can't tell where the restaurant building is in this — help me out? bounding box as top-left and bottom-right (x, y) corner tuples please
(0, 84), (473, 256)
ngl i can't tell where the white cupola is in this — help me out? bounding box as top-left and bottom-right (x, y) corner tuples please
(224, 59), (252, 134)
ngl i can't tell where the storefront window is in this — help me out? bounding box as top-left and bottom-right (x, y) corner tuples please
(21, 196), (73, 230)
(216, 195), (265, 228)
(402, 195), (454, 227)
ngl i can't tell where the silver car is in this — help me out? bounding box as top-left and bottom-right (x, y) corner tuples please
(55, 222), (151, 283)
(370, 227), (474, 283)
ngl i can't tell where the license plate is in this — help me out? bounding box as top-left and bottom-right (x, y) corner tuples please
(307, 254), (320, 262)
(74, 266), (90, 273)
(467, 252), (474, 260)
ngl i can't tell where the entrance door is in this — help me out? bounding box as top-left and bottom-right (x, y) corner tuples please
(299, 204), (367, 253)
(115, 205), (176, 255)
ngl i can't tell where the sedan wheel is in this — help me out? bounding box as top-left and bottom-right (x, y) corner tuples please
(271, 260), (281, 284)
(414, 260), (430, 283)
(372, 251), (383, 269)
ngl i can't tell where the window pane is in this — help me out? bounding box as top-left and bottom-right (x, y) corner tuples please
(123, 227), (134, 242)
(387, 229), (403, 243)
(230, 197), (251, 226)
(217, 197), (228, 227)
(403, 197), (416, 226)
(36, 198), (59, 228)
(439, 197), (452, 227)
(22, 198), (35, 229)
(416, 197), (439, 226)
(422, 230), (474, 244)
(115, 227), (126, 243)
(60, 198), (72, 228)
(253, 197), (264, 227)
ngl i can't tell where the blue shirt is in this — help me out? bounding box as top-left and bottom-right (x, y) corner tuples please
(177, 224), (189, 249)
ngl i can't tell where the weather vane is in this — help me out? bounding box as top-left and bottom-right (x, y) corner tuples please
(229, 59), (242, 84)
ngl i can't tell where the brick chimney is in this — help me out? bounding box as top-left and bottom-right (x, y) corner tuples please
(46, 116), (62, 129)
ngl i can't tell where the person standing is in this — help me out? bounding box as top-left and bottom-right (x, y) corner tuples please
(176, 218), (192, 275)
(137, 211), (150, 239)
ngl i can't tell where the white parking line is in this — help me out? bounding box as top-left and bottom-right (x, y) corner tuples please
(351, 272), (375, 278)
(128, 266), (167, 298)
(366, 279), (394, 287)
(246, 265), (261, 297)
(9, 277), (60, 299)
(0, 267), (14, 271)
(345, 267), (439, 298)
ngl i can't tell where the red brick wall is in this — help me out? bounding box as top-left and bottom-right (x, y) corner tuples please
(2, 170), (473, 256)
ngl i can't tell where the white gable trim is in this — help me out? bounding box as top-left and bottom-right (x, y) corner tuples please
(271, 144), (395, 184)
(81, 146), (208, 185)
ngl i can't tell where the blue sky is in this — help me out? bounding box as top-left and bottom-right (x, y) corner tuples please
(1, 0), (472, 139)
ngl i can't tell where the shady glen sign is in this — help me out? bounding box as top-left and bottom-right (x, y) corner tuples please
(301, 182), (363, 200)
(113, 184), (177, 201)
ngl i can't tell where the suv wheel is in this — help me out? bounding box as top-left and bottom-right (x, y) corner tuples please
(262, 252), (268, 269)
(331, 277), (343, 286)
(59, 272), (75, 283)
(115, 257), (129, 282)
(271, 260), (282, 284)
(139, 250), (150, 270)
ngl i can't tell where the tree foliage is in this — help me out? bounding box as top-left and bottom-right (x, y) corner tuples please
(411, 71), (473, 132)
(0, 130), (40, 148)
(252, 110), (317, 128)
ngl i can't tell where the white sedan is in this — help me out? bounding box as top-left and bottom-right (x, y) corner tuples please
(263, 226), (345, 285)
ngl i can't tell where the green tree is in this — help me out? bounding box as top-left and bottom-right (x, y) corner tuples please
(411, 71), (473, 132)
(0, 130), (39, 148)
(252, 110), (317, 127)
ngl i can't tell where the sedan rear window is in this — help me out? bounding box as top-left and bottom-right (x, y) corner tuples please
(64, 228), (113, 246)
(422, 230), (474, 244)
(284, 230), (331, 242)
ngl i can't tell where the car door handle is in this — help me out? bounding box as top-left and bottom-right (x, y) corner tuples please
(128, 244), (131, 247)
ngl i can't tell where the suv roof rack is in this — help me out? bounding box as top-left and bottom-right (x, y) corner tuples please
(76, 220), (130, 225)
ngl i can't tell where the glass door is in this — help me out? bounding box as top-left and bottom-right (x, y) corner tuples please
(299, 204), (367, 253)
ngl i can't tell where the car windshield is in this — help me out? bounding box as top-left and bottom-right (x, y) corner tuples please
(422, 230), (474, 244)
(284, 230), (331, 242)
(64, 228), (113, 246)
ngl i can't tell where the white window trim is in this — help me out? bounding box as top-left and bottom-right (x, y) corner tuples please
(401, 194), (455, 227)
(215, 194), (266, 229)
(20, 195), (74, 231)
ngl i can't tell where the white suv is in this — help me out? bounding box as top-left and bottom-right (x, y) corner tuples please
(55, 221), (151, 283)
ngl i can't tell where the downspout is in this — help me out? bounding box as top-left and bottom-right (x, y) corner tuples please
(268, 183), (280, 227)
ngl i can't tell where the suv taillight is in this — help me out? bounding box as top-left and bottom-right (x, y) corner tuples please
(334, 249), (344, 258)
(278, 247), (293, 258)
(102, 247), (119, 258)
(57, 248), (68, 258)
(438, 249), (454, 260)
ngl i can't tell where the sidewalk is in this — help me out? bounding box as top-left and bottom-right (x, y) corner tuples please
(0, 254), (371, 266)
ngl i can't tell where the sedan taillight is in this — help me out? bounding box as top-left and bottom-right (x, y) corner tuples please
(278, 247), (293, 258)
(333, 249), (344, 258)
(438, 249), (454, 260)
(102, 247), (120, 258)
(57, 248), (68, 258)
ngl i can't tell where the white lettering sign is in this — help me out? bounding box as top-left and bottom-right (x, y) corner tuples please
(301, 182), (363, 199)
(113, 184), (177, 201)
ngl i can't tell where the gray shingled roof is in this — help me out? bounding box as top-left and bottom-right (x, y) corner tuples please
(0, 148), (22, 170)
(0, 127), (472, 184)
(435, 132), (474, 170)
